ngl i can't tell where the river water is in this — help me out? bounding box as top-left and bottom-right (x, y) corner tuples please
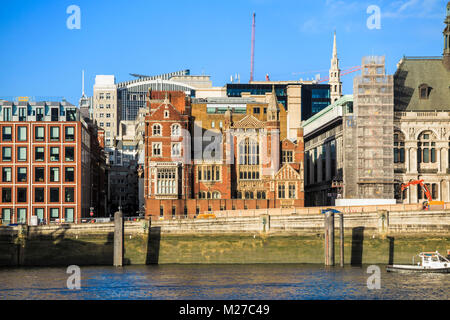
(0, 264), (448, 300)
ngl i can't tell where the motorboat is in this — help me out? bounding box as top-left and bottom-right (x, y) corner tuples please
(386, 251), (450, 273)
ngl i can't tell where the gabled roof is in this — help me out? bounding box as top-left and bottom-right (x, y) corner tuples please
(275, 164), (301, 180)
(394, 57), (450, 111)
(233, 114), (265, 129)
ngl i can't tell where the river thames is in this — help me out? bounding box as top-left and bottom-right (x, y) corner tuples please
(0, 264), (448, 300)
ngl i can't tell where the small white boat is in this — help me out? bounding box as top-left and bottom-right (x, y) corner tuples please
(386, 251), (450, 273)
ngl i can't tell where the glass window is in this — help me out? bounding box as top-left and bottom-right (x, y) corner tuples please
(66, 109), (77, 121)
(50, 188), (59, 202)
(35, 147), (45, 161)
(35, 188), (45, 202)
(2, 208), (12, 224)
(50, 208), (59, 221)
(50, 147), (59, 161)
(153, 124), (161, 136)
(278, 184), (285, 199)
(35, 126), (45, 141)
(65, 147), (75, 161)
(35, 167), (45, 182)
(65, 188), (75, 202)
(18, 108), (27, 121)
(2, 126), (12, 141)
(65, 167), (75, 182)
(65, 126), (75, 141)
(17, 167), (27, 182)
(65, 208), (74, 223)
(17, 126), (27, 141)
(50, 127), (60, 141)
(2, 167), (11, 182)
(35, 208), (44, 223)
(17, 188), (27, 202)
(17, 208), (26, 224)
(2, 188), (11, 202)
(2, 147), (11, 161)
(152, 143), (161, 156)
(50, 167), (59, 182)
(36, 108), (44, 121)
(17, 147), (27, 161)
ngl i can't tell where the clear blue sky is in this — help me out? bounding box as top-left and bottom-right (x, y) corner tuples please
(0, 0), (447, 104)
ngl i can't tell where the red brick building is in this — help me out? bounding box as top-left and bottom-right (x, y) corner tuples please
(0, 100), (106, 225)
(144, 89), (305, 220)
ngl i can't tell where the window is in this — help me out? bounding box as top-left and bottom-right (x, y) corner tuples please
(17, 126), (27, 141)
(253, 107), (260, 114)
(50, 188), (59, 202)
(35, 147), (45, 161)
(65, 126), (75, 141)
(65, 188), (75, 202)
(257, 191), (266, 199)
(394, 132), (405, 164)
(239, 138), (259, 165)
(50, 147), (60, 161)
(2, 126), (12, 141)
(2, 208), (12, 224)
(50, 127), (60, 141)
(50, 208), (59, 222)
(35, 188), (45, 202)
(65, 147), (75, 161)
(3, 108), (11, 121)
(51, 108), (59, 121)
(17, 188), (27, 202)
(17, 167), (27, 182)
(17, 208), (26, 224)
(35, 167), (45, 182)
(65, 208), (74, 223)
(156, 168), (177, 195)
(65, 167), (75, 182)
(36, 108), (44, 121)
(198, 165), (221, 181)
(171, 143), (181, 157)
(35, 126), (45, 141)
(2, 147), (11, 161)
(171, 124), (180, 136)
(418, 131), (436, 164)
(160, 206), (164, 217)
(282, 151), (293, 163)
(289, 183), (296, 199)
(152, 143), (162, 156)
(278, 184), (286, 199)
(35, 208), (44, 222)
(153, 124), (161, 136)
(2, 188), (11, 202)
(17, 147), (27, 161)
(419, 84), (430, 100)
(2, 167), (11, 182)
(50, 167), (59, 182)
(172, 206), (176, 218)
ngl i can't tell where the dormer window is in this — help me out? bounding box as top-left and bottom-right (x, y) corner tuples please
(419, 84), (431, 100)
(164, 110), (169, 118)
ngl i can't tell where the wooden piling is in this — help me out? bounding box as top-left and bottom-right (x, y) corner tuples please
(339, 213), (344, 267)
(324, 211), (335, 266)
(113, 210), (123, 267)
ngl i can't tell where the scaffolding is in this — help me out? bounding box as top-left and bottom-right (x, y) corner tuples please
(344, 56), (394, 199)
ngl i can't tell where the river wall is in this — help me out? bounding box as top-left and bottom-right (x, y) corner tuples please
(0, 210), (449, 266)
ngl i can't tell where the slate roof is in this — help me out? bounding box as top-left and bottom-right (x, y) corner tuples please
(394, 57), (450, 111)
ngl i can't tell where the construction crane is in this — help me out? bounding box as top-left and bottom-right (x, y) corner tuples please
(400, 180), (444, 210)
(250, 12), (255, 82)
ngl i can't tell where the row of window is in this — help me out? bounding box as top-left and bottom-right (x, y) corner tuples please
(1, 207), (75, 224)
(152, 124), (181, 136)
(198, 166), (220, 182)
(0, 146), (75, 162)
(278, 183), (297, 199)
(1, 107), (77, 122)
(1, 126), (75, 142)
(1, 187), (75, 203)
(236, 191), (267, 199)
(152, 142), (182, 157)
(1, 166), (75, 183)
(198, 191), (221, 199)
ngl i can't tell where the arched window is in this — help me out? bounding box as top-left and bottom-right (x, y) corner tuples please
(171, 124), (180, 136)
(212, 191), (221, 199)
(152, 124), (161, 136)
(418, 131), (436, 164)
(394, 132), (405, 163)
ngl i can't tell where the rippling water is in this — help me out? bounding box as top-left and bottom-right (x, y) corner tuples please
(0, 264), (448, 300)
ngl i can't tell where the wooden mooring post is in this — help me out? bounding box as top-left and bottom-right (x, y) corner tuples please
(114, 209), (123, 267)
(324, 211), (335, 266)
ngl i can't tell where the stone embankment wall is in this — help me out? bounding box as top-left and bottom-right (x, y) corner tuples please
(0, 210), (448, 266)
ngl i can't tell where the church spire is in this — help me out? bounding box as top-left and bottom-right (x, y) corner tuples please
(329, 30), (342, 103)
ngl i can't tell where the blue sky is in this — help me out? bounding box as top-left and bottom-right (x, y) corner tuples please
(0, 0), (447, 104)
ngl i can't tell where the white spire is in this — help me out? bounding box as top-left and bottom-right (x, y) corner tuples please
(329, 31), (342, 103)
(82, 70), (85, 96)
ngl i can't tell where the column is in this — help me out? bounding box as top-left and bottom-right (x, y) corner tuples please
(410, 147), (418, 173)
(326, 142), (332, 181)
(317, 148), (323, 183)
(437, 148), (442, 173)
